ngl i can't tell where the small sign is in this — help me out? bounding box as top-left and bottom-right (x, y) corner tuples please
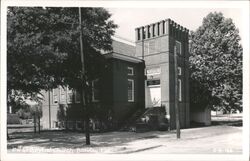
(147, 79), (160, 86)
(146, 67), (160, 75)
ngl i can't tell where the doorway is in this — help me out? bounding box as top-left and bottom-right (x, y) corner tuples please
(146, 79), (161, 108)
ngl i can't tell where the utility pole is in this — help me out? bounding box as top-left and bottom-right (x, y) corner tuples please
(142, 27), (144, 60)
(174, 46), (181, 139)
(48, 90), (51, 129)
(79, 7), (90, 145)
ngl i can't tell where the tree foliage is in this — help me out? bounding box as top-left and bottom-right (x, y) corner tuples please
(7, 7), (117, 104)
(189, 12), (242, 112)
(17, 103), (42, 119)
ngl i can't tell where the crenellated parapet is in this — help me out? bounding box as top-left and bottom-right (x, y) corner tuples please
(135, 19), (189, 42)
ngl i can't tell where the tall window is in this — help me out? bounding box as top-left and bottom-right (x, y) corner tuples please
(60, 87), (66, 102)
(92, 79), (100, 102)
(175, 41), (182, 55)
(75, 90), (81, 103)
(178, 67), (182, 76)
(127, 67), (134, 76)
(52, 89), (58, 104)
(128, 79), (134, 102)
(178, 79), (182, 102)
(67, 88), (73, 104)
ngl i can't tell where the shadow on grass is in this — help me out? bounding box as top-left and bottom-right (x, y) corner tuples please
(211, 120), (242, 127)
(190, 117), (242, 129)
(7, 130), (164, 150)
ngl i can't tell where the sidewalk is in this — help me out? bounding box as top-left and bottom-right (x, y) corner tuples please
(112, 125), (242, 154)
(7, 125), (242, 154)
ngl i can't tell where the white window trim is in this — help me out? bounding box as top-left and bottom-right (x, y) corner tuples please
(128, 79), (134, 102)
(75, 90), (81, 103)
(128, 67), (134, 76)
(52, 89), (58, 104)
(178, 67), (182, 76)
(178, 79), (182, 102)
(92, 79), (100, 102)
(175, 40), (182, 55)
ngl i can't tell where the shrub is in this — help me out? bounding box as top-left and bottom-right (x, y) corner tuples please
(7, 114), (21, 124)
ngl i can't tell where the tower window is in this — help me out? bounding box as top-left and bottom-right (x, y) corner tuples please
(178, 67), (182, 76)
(175, 41), (182, 55)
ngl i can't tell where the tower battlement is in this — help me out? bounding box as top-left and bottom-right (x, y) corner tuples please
(135, 19), (189, 42)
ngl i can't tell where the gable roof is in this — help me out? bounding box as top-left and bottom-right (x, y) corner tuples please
(111, 36), (136, 57)
(104, 52), (143, 63)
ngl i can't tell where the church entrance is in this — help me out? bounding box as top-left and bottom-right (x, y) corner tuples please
(146, 79), (161, 108)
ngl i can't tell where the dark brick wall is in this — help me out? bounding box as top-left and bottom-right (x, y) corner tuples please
(41, 55), (145, 129)
(108, 58), (145, 126)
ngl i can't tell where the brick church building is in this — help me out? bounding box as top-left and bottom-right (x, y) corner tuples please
(41, 37), (145, 130)
(41, 19), (210, 131)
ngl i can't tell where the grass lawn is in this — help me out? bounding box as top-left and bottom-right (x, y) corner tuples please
(7, 125), (242, 154)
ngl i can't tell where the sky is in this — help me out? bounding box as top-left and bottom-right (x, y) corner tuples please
(107, 8), (243, 43)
